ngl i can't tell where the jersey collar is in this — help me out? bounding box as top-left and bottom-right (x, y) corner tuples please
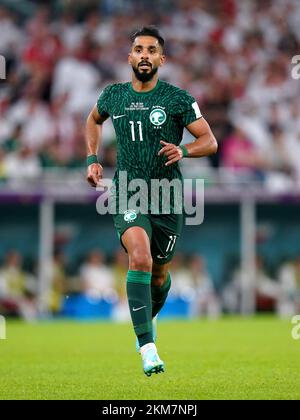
(129, 79), (161, 95)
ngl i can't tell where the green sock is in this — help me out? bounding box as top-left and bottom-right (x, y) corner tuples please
(151, 272), (171, 318)
(126, 270), (153, 347)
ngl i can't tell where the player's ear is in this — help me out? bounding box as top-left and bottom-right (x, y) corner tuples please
(128, 52), (132, 65)
(159, 54), (166, 67)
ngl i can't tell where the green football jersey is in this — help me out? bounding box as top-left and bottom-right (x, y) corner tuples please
(97, 79), (202, 214)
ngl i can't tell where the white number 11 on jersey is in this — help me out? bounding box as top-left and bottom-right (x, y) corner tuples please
(129, 121), (143, 142)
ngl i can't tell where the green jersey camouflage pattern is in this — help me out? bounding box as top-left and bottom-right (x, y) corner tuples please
(97, 79), (202, 214)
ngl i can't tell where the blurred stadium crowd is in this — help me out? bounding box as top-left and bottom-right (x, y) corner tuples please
(0, 247), (299, 320)
(0, 0), (300, 188)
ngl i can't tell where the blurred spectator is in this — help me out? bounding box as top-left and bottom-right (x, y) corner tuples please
(169, 253), (191, 297)
(268, 124), (293, 174)
(0, 6), (23, 55)
(51, 38), (100, 114)
(221, 125), (269, 180)
(0, 250), (37, 320)
(277, 256), (300, 317)
(254, 256), (279, 312)
(264, 124), (295, 191)
(7, 88), (53, 151)
(2, 124), (22, 153)
(187, 255), (220, 318)
(80, 250), (116, 301)
(4, 145), (42, 179)
(47, 251), (68, 314)
(222, 255), (279, 313)
(169, 253), (220, 317)
(51, 11), (85, 51)
(23, 22), (63, 97)
(0, 148), (7, 181)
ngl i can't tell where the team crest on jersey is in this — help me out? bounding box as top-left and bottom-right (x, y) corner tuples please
(150, 108), (167, 126)
(124, 209), (137, 223)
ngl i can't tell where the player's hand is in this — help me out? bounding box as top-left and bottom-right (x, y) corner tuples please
(86, 163), (104, 188)
(158, 140), (183, 166)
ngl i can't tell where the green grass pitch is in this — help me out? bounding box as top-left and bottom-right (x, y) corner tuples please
(0, 316), (299, 400)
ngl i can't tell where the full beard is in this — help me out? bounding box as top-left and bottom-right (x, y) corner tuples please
(132, 65), (158, 82)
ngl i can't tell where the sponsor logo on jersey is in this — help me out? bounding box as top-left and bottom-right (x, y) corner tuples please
(124, 209), (137, 223)
(150, 108), (167, 126)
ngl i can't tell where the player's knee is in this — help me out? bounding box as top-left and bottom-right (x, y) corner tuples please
(130, 249), (152, 272)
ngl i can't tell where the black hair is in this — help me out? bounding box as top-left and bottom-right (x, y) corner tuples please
(130, 26), (165, 50)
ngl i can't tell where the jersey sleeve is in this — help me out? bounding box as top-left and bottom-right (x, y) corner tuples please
(96, 85), (112, 118)
(175, 91), (202, 127)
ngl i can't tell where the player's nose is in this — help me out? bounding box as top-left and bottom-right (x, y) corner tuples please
(141, 49), (149, 60)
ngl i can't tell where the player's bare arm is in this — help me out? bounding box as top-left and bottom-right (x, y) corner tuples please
(158, 117), (218, 166)
(85, 104), (107, 187)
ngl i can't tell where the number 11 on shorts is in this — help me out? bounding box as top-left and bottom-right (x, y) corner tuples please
(166, 235), (177, 253)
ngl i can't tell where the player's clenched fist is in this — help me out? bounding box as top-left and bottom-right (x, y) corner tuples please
(86, 163), (104, 187)
(158, 140), (184, 166)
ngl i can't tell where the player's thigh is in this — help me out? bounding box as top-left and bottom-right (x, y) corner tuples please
(150, 213), (183, 265)
(122, 226), (151, 255)
(113, 213), (153, 268)
(122, 227), (152, 270)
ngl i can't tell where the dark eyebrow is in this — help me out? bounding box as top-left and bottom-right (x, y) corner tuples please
(134, 44), (158, 50)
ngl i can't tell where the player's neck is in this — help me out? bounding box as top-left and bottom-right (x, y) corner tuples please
(131, 75), (159, 93)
